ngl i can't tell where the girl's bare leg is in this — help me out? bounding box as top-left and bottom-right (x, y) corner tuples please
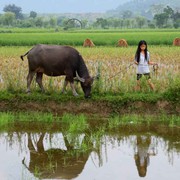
(135, 80), (141, 91)
(147, 79), (155, 91)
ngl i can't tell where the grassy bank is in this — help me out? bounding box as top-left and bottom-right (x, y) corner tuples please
(0, 89), (179, 117)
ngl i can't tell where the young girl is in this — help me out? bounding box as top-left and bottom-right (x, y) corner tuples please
(134, 40), (157, 91)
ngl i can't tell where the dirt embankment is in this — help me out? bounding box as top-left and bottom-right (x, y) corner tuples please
(0, 99), (179, 117)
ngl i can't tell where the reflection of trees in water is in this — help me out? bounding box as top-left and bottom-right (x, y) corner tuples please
(0, 123), (180, 178)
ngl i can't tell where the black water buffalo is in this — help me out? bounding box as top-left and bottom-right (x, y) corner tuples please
(21, 44), (95, 98)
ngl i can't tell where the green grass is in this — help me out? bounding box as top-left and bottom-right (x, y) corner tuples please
(0, 112), (179, 130)
(108, 114), (180, 128)
(0, 29), (179, 46)
(62, 113), (89, 133)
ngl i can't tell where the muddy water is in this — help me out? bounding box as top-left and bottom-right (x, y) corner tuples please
(0, 121), (180, 180)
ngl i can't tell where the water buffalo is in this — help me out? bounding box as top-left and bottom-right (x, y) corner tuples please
(20, 44), (94, 98)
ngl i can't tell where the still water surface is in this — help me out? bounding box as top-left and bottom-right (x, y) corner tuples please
(0, 121), (180, 180)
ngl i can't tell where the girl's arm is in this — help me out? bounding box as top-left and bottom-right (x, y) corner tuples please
(134, 61), (138, 65)
(148, 61), (157, 65)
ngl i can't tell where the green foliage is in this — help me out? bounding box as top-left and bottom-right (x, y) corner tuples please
(0, 111), (57, 125)
(62, 113), (89, 133)
(3, 4), (23, 19)
(0, 112), (14, 128)
(163, 78), (180, 102)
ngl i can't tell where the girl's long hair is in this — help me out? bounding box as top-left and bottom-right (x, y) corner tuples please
(135, 40), (148, 63)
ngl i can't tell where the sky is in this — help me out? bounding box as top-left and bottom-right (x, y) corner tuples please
(0, 0), (130, 13)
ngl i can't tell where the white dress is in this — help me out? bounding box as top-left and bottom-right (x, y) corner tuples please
(136, 52), (150, 74)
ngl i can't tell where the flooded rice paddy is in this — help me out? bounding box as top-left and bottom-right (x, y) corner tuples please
(0, 114), (180, 180)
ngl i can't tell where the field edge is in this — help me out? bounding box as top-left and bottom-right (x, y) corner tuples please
(0, 92), (179, 117)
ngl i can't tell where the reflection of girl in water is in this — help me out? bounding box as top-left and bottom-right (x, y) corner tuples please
(134, 135), (155, 177)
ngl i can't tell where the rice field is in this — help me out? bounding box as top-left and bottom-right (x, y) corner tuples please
(0, 45), (179, 94)
(0, 29), (179, 46)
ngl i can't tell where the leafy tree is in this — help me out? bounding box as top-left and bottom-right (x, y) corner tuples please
(2, 12), (16, 26)
(172, 11), (180, 28)
(154, 13), (169, 28)
(163, 6), (174, 18)
(57, 16), (65, 26)
(153, 6), (177, 28)
(29, 11), (37, 19)
(95, 18), (108, 29)
(3, 4), (23, 19)
(150, 4), (164, 16)
(123, 19), (131, 28)
(81, 19), (88, 28)
(35, 17), (43, 27)
(49, 17), (57, 28)
(135, 16), (146, 28)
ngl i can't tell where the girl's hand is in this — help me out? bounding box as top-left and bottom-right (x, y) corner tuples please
(153, 64), (159, 71)
(134, 61), (138, 65)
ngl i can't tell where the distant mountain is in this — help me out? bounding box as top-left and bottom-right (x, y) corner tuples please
(107, 0), (180, 19)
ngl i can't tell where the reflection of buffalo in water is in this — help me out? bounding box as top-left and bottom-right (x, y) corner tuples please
(23, 133), (96, 179)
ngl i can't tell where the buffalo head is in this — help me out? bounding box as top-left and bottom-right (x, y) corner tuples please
(76, 72), (94, 98)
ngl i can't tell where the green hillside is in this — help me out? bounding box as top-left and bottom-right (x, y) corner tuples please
(107, 0), (180, 19)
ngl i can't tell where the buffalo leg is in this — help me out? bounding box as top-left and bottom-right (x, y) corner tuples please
(36, 72), (45, 92)
(61, 79), (68, 94)
(70, 82), (78, 96)
(27, 71), (35, 93)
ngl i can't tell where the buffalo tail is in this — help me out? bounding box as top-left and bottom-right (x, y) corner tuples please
(20, 51), (29, 61)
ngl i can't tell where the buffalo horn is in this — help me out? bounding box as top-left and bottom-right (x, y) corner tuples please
(76, 72), (85, 83)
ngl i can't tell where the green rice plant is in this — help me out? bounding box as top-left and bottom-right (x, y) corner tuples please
(62, 113), (89, 133)
(121, 114), (141, 124)
(61, 113), (75, 122)
(0, 29), (179, 46)
(108, 116), (121, 129)
(0, 112), (14, 128)
(10, 112), (56, 122)
(163, 77), (180, 102)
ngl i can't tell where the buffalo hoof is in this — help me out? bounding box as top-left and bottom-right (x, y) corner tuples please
(85, 95), (91, 99)
(26, 90), (31, 94)
(61, 90), (67, 94)
(73, 94), (79, 97)
(73, 93), (79, 97)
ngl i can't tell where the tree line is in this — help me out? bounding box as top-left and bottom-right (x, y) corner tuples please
(0, 4), (179, 29)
